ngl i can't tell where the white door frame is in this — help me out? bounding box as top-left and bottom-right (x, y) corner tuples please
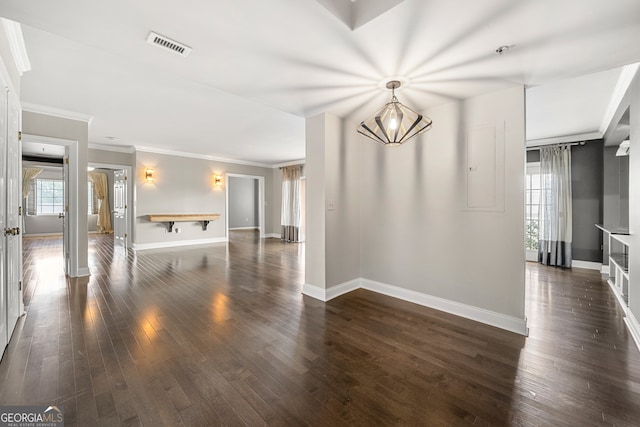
(89, 163), (133, 248)
(225, 173), (265, 239)
(22, 134), (83, 277)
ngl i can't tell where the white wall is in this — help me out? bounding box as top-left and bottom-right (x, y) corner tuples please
(304, 111), (363, 293)
(304, 86), (527, 333)
(134, 150), (276, 248)
(325, 115), (360, 288)
(359, 86), (526, 323)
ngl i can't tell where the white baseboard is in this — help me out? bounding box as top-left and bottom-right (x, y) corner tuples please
(571, 260), (602, 271)
(360, 278), (528, 336)
(23, 232), (62, 237)
(133, 237), (228, 251)
(229, 226), (259, 230)
(302, 283), (326, 301)
(601, 265), (610, 275)
(264, 233), (281, 239)
(302, 279), (360, 302)
(303, 278), (528, 336)
(624, 311), (640, 354)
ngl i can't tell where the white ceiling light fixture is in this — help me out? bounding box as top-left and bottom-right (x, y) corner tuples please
(1, 18), (31, 75)
(357, 80), (432, 146)
(146, 31), (192, 57)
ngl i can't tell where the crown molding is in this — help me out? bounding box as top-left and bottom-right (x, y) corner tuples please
(0, 18), (31, 76)
(88, 142), (135, 153)
(600, 62), (640, 135)
(134, 145), (274, 168)
(22, 102), (94, 124)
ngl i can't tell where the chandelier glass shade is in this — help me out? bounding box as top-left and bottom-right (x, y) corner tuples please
(357, 80), (432, 146)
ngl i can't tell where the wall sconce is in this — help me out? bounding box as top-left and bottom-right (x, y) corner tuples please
(214, 174), (222, 187)
(145, 168), (155, 183)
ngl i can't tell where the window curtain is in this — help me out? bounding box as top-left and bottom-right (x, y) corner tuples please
(22, 167), (43, 198)
(22, 167), (42, 234)
(538, 146), (572, 268)
(88, 172), (112, 233)
(281, 165), (302, 242)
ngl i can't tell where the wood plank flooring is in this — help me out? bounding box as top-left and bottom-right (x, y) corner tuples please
(1, 231), (640, 425)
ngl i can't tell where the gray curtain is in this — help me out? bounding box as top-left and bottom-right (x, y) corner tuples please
(281, 165), (301, 242)
(538, 146), (572, 267)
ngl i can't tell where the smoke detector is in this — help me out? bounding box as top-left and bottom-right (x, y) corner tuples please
(146, 32), (192, 57)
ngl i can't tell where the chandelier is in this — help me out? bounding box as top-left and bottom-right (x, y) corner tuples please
(357, 80), (432, 146)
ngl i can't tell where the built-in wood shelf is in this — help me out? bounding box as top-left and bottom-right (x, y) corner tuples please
(148, 214), (221, 232)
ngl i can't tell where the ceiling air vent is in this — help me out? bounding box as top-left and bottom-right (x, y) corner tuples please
(146, 32), (192, 57)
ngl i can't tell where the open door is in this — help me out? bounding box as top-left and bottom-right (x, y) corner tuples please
(113, 169), (127, 249)
(0, 86), (8, 355)
(1, 86), (23, 358)
(6, 90), (22, 327)
(62, 150), (70, 274)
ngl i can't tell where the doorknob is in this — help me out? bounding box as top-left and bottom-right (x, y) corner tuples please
(4, 227), (20, 236)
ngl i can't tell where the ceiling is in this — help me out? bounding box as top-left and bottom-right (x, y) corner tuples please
(2, 0), (640, 164)
(526, 66), (624, 142)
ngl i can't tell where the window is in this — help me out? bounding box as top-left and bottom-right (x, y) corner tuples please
(26, 179), (97, 215)
(525, 163), (540, 253)
(88, 181), (97, 214)
(35, 179), (64, 214)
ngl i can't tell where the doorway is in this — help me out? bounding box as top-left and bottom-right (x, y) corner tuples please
(225, 173), (265, 239)
(87, 163), (132, 249)
(22, 134), (84, 277)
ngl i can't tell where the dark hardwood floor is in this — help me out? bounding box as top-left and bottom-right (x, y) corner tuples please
(1, 232), (640, 426)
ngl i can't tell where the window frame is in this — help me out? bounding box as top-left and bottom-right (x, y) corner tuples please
(525, 162), (541, 261)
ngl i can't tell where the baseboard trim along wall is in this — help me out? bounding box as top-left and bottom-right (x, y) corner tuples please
(133, 237), (228, 251)
(601, 265), (610, 275)
(572, 260), (603, 271)
(264, 233), (281, 239)
(303, 278), (529, 336)
(624, 311), (640, 354)
(229, 226), (260, 230)
(302, 279), (360, 302)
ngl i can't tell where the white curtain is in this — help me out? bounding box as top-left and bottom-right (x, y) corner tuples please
(22, 167), (43, 198)
(538, 146), (572, 268)
(281, 165), (302, 242)
(88, 172), (112, 233)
